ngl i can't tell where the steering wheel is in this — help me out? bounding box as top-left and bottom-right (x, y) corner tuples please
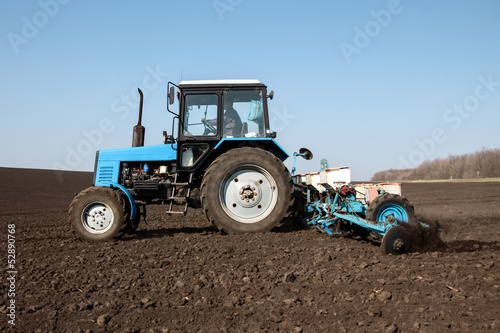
(201, 119), (216, 135)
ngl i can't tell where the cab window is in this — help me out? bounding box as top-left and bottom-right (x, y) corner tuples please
(183, 94), (218, 136)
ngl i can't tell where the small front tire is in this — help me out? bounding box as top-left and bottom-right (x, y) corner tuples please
(69, 187), (127, 241)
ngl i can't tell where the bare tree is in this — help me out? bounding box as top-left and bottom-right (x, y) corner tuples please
(371, 147), (500, 181)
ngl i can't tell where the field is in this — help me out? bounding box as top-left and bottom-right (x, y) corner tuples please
(1, 167), (499, 332)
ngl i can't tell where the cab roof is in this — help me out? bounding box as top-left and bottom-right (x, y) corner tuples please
(178, 79), (264, 88)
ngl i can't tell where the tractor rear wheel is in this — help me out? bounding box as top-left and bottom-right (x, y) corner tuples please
(201, 147), (294, 233)
(69, 187), (127, 241)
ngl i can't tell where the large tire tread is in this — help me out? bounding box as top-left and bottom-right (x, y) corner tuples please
(200, 147), (294, 234)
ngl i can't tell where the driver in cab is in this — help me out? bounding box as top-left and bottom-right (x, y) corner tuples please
(202, 96), (242, 137)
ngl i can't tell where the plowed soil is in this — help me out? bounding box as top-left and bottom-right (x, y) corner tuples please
(1, 167), (499, 332)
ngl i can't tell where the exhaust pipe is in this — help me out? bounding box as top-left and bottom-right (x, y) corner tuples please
(132, 88), (145, 147)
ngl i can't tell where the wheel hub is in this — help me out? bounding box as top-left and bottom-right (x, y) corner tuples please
(82, 202), (114, 233)
(221, 166), (278, 223)
(236, 182), (262, 208)
(392, 238), (404, 251)
(91, 210), (106, 227)
(386, 214), (396, 223)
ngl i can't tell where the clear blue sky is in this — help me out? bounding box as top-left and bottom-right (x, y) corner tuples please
(1, 0), (499, 180)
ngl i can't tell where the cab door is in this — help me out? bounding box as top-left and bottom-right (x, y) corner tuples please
(177, 91), (222, 171)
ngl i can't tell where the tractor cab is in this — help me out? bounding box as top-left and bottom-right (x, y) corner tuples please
(166, 80), (279, 172)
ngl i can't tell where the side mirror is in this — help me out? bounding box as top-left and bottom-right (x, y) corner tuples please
(168, 86), (175, 105)
(267, 90), (274, 100)
(291, 147), (313, 177)
(299, 148), (313, 160)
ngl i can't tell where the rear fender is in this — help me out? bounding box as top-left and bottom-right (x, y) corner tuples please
(214, 138), (289, 161)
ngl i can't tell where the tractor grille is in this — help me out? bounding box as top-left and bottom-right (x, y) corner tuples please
(97, 166), (114, 183)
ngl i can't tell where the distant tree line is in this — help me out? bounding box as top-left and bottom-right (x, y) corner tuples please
(371, 147), (500, 181)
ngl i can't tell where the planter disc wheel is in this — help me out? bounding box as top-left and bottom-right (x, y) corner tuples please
(381, 225), (413, 255)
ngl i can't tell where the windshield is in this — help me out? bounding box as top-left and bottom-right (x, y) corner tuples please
(183, 89), (266, 138)
(224, 89), (265, 138)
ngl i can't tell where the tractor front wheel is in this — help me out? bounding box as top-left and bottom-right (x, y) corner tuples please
(201, 147), (294, 234)
(69, 187), (127, 241)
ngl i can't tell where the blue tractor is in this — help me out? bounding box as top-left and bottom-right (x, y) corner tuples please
(69, 80), (436, 254)
(69, 80), (294, 241)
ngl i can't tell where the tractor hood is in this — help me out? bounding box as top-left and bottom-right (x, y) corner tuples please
(93, 144), (177, 186)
